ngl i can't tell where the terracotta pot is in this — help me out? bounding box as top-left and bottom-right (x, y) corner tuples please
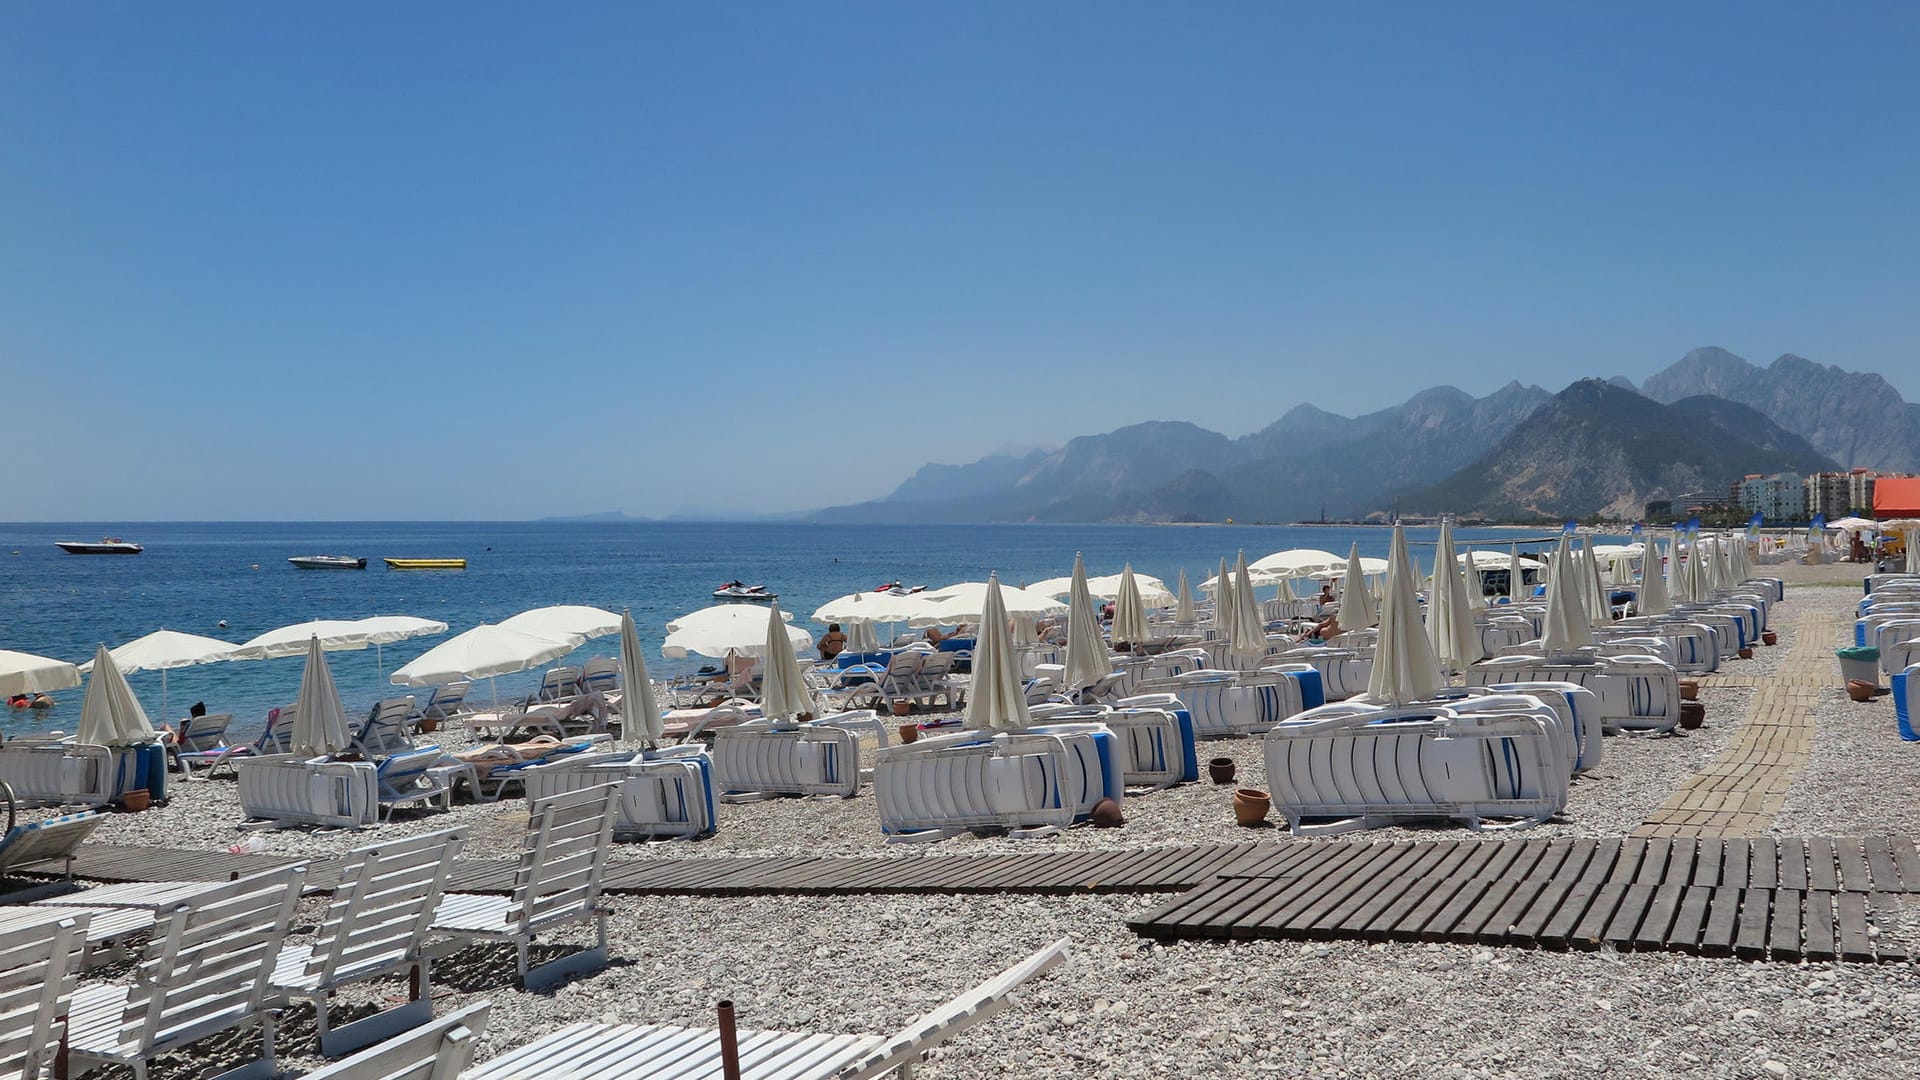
(417, 717), (439, 734)
(1232, 788), (1271, 827)
(1208, 757), (1236, 785)
(891, 700), (912, 717)
(1678, 701), (1706, 730)
(1761, 631), (1778, 646)
(1678, 679), (1700, 701)
(119, 788), (151, 813)
(1738, 647), (1754, 660)
(1090, 797), (1125, 828)
(1846, 679), (1876, 702)
(897, 723), (919, 744)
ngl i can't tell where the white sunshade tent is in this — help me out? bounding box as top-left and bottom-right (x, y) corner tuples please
(76, 644), (157, 747)
(965, 573), (1031, 733)
(498, 606), (623, 647)
(293, 635), (351, 757)
(77, 629), (237, 721)
(1362, 524), (1444, 705)
(0, 648), (83, 698)
(662, 604), (812, 660)
(390, 624), (578, 687)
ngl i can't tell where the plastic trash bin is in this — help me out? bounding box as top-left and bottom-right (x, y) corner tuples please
(1838, 645), (1882, 688)
(1895, 665), (1917, 741)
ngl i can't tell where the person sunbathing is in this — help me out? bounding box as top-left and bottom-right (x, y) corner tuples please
(1305, 613), (1342, 643)
(817, 623), (848, 660)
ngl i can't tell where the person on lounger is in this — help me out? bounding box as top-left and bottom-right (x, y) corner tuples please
(1305, 612), (1341, 644)
(817, 623), (848, 660)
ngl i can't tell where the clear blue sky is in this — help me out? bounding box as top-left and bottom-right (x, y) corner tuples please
(3, 3), (1915, 520)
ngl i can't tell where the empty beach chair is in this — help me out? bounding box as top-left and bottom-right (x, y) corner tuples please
(0, 808), (103, 880)
(875, 651), (926, 710)
(299, 1002), (490, 1080)
(1452, 680), (1601, 775)
(521, 745), (717, 840)
(0, 912), (86, 1080)
(529, 666), (582, 705)
(1466, 654), (1680, 735)
(912, 650), (961, 708)
(430, 783), (618, 990)
(66, 866), (305, 1080)
(236, 755), (379, 829)
(0, 743), (114, 809)
(167, 712), (233, 769)
(578, 658), (620, 696)
(1275, 646), (1373, 702)
(873, 729), (1112, 842)
(1100, 704), (1198, 789)
(711, 711), (881, 800)
(374, 745), (458, 819)
(462, 939), (1069, 1080)
(353, 696), (420, 756)
(412, 681), (472, 727)
(178, 705), (294, 779)
(272, 828), (468, 1056)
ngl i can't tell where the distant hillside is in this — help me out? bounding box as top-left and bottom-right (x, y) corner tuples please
(1401, 380), (1838, 520)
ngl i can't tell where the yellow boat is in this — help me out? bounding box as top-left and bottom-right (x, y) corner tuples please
(383, 558), (467, 570)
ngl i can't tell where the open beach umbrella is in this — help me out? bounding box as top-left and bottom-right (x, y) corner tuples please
(1363, 524), (1443, 705)
(1426, 521), (1481, 671)
(618, 610), (664, 746)
(233, 616), (448, 660)
(1062, 553), (1112, 692)
(292, 635), (351, 756)
(1029, 573), (1174, 605)
(390, 624), (577, 686)
(912, 582), (1067, 626)
(1340, 543), (1379, 629)
(757, 602), (816, 721)
(1248, 548), (1345, 578)
(0, 649), (82, 698)
(78, 629), (237, 721)
(1227, 550), (1267, 658)
(499, 605), (622, 647)
(964, 574), (1031, 733)
(1111, 564), (1151, 646)
(1639, 537), (1673, 617)
(1539, 536), (1594, 655)
(812, 589), (933, 625)
(1175, 569), (1196, 625)
(662, 604), (811, 660)
(76, 644), (156, 747)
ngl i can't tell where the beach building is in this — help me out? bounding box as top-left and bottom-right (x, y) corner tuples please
(1805, 468), (1883, 518)
(1736, 472), (1804, 522)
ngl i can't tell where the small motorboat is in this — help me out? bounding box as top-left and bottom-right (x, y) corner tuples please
(713, 580), (777, 601)
(55, 538), (143, 555)
(384, 558), (467, 570)
(874, 581), (926, 595)
(289, 555), (368, 570)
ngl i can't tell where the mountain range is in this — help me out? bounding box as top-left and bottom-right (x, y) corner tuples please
(805, 348), (1913, 524)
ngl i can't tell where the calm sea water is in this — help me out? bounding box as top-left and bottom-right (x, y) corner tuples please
(0, 520), (1575, 738)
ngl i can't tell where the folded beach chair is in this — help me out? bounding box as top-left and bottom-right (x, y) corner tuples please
(460, 938), (1069, 1080)
(411, 681), (472, 727)
(0, 911), (86, 1080)
(430, 784), (618, 990)
(521, 745), (717, 840)
(1093, 703), (1197, 789)
(0, 743), (114, 809)
(1274, 646), (1373, 702)
(298, 1002), (490, 1080)
(178, 705), (296, 779)
(236, 755), (380, 829)
(1444, 680), (1601, 775)
(578, 658), (620, 696)
(353, 696), (420, 756)
(1134, 669), (1318, 740)
(1465, 653), (1681, 735)
(872, 727), (1120, 842)
(712, 711), (883, 800)
(1895, 663), (1918, 742)
(272, 828), (468, 1056)
(66, 866), (305, 1080)
(0, 808), (103, 880)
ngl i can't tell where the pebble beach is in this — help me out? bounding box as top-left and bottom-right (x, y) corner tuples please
(56, 561), (1920, 1079)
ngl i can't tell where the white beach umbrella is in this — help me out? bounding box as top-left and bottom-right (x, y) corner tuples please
(390, 624), (577, 686)
(1227, 550), (1267, 658)
(1639, 536), (1673, 617)
(1028, 573), (1174, 605)
(965, 573), (1031, 732)
(0, 649), (82, 697)
(812, 590), (933, 625)
(846, 618), (880, 653)
(1062, 553), (1112, 692)
(1459, 548), (1488, 612)
(1340, 544), (1379, 629)
(1211, 558), (1234, 630)
(662, 604), (811, 660)
(1363, 524), (1444, 705)
(78, 628), (238, 721)
(1539, 536), (1594, 655)
(1508, 543), (1525, 601)
(619, 609), (664, 746)
(1426, 521), (1481, 671)
(1175, 568), (1196, 625)
(76, 644), (156, 747)
(1670, 537), (1694, 603)
(757, 602), (816, 721)
(292, 635), (351, 756)
(499, 605), (622, 647)
(1581, 545), (1611, 627)
(1111, 564), (1152, 646)
(1248, 548), (1345, 578)
(911, 582), (1067, 626)
(233, 616), (448, 660)
(1908, 528), (1919, 575)
(1608, 550), (1635, 588)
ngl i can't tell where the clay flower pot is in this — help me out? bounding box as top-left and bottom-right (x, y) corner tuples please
(897, 722), (919, 744)
(119, 788), (151, 813)
(1233, 788), (1271, 827)
(1738, 647), (1754, 660)
(1090, 797), (1125, 828)
(1762, 631), (1778, 646)
(417, 717), (439, 734)
(1678, 701), (1706, 730)
(1678, 680), (1700, 701)
(1208, 757), (1237, 785)
(1846, 679), (1876, 702)
(891, 700), (912, 717)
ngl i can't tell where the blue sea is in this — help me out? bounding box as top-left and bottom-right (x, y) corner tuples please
(0, 520), (1573, 738)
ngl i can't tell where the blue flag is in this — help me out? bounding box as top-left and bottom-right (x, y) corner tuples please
(1562, 520), (1577, 535)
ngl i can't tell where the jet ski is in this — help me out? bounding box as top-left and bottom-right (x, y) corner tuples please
(713, 580), (778, 602)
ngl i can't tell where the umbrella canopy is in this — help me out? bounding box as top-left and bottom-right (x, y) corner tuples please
(757, 602), (817, 721)
(498, 606), (622, 647)
(1248, 548), (1345, 578)
(390, 624), (577, 686)
(1227, 550), (1267, 657)
(811, 590), (934, 624)
(1426, 521), (1481, 670)
(1029, 573), (1175, 606)
(292, 635), (351, 756)
(964, 574), (1031, 732)
(76, 644), (156, 746)
(1340, 543), (1379, 630)
(77, 628), (239, 722)
(619, 610), (664, 745)
(0, 649), (83, 697)
(661, 604), (811, 660)
(1175, 568), (1196, 624)
(1539, 536), (1595, 655)
(1111, 564), (1152, 646)
(1363, 524), (1444, 705)
(910, 582), (1067, 626)
(1639, 536), (1673, 616)
(1061, 553), (1113, 691)
(1827, 516), (1876, 531)
(846, 618), (880, 653)
(232, 616), (448, 660)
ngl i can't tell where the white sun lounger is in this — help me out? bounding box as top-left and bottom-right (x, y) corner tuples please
(1444, 680), (1601, 775)
(1465, 654), (1681, 735)
(462, 938), (1069, 1080)
(712, 711), (882, 800)
(873, 729), (1113, 842)
(66, 866), (305, 1080)
(520, 746), (718, 841)
(0, 743), (114, 810)
(0, 809), (103, 880)
(272, 828), (469, 1056)
(1027, 702), (1197, 790)
(236, 755), (380, 829)
(298, 1002), (491, 1080)
(1273, 646), (1373, 702)
(1133, 668), (1318, 739)
(0, 912), (86, 1080)
(430, 783), (618, 991)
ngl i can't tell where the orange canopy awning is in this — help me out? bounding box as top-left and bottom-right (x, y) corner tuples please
(1874, 476), (1920, 518)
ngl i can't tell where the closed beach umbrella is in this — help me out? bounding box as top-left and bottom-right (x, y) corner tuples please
(1908, 528), (1919, 575)
(0, 649), (82, 697)
(1608, 550), (1635, 588)
(390, 624), (576, 686)
(1340, 543), (1378, 630)
(76, 644), (155, 747)
(1175, 568), (1196, 625)
(1111, 564), (1151, 646)
(618, 610), (664, 746)
(1062, 553), (1112, 692)
(1639, 537), (1673, 617)
(1581, 545), (1611, 627)
(1426, 521), (1481, 671)
(757, 602), (816, 721)
(1227, 550), (1266, 658)
(846, 618), (880, 653)
(499, 605), (622, 647)
(1716, 537), (1738, 593)
(965, 574), (1031, 732)
(292, 635), (351, 757)
(1509, 543), (1525, 601)
(1671, 538), (1695, 604)
(78, 628), (237, 721)
(1540, 536), (1594, 655)
(662, 604), (810, 660)
(1212, 558), (1234, 631)
(1363, 524), (1443, 705)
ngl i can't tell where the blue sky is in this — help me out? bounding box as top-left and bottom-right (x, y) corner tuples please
(3, 3), (1915, 520)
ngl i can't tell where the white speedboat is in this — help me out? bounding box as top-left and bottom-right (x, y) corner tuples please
(289, 555), (368, 570)
(55, 538), (142, 555)
(713, 581), (777, 602)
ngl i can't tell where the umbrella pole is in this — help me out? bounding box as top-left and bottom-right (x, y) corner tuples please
(161, 669), (168, 724)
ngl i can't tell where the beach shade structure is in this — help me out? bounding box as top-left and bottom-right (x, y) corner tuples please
(1580, 545), (1611, 627)
(1175, 568), (1197, 625)
(964, 574), (1031, 733)
(1539, 536), (1595, 656)
(1211, 558), (1234, 629)
(757, 602), (817, 722)
(1062, 553), (1112, 693)
(618, 610), (664, 746)
(293, 635), (352, 757)
(911, 582), (1068, 626)
(811, 589), (934, 625)
(390, 625), (577, 686)
(1248, 548), (1345, 580)
(1639, 537), (1673, 617)
(1671, 539), (1695, 604)
(77, 628), (237, 721)
(1608, 550), (1636, 588)
(1341, 544), (1379, 630)
(0, 648), (83, 698)
(1426, 521), (1481, 671)
(1362, 524), (1444, 705)
(1111, 564), (1152, 647)
(233, 616), (449, 660)
(76, 644), (156, 747)
(1227, 550), (1267, 658)
(498, 606), (622, 648)
(662, 604), (811, 660)
(1509, 543), (1526, 601)
(1031, 573), (1176, 606)
(1715, 537), (1738, 594)
(846, 617), (881, 653)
